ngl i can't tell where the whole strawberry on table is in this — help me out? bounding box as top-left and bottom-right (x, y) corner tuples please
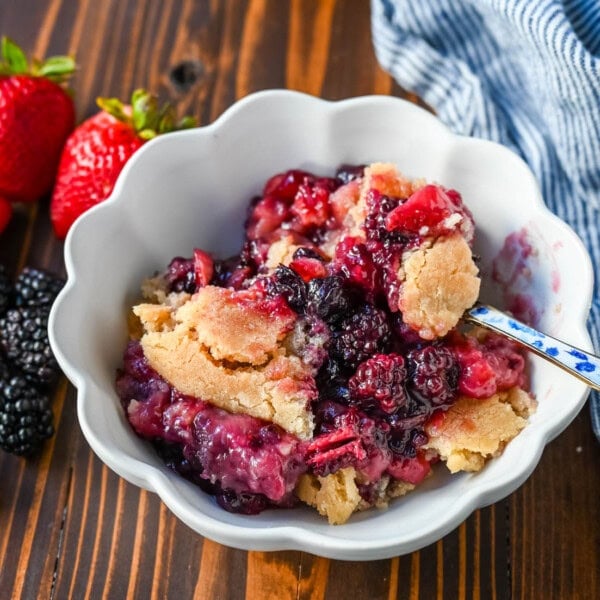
(0, 37), (75, 232)
(50, 89), (196, 238)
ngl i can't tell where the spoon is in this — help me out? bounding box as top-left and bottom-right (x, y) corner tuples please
(464, 303), (600, 391)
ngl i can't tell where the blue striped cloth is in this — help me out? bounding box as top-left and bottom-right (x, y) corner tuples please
(371, 0), (600, 440)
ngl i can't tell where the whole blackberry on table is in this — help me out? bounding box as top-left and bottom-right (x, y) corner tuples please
(0, 306), (59, 385)
(0, 373), (54, 456)
(14, 266), (65, 308)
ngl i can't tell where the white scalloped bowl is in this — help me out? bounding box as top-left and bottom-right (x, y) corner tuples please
(48, 90), (593, 560)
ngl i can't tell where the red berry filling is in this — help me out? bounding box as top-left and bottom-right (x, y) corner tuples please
(117, 341), (306, 506)
(385, 184), (474, 242)
(118, 165), (529, 519)
(450, 332), (526, 398)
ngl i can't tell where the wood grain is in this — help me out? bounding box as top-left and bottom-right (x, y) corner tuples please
(0, 1), (598, 598)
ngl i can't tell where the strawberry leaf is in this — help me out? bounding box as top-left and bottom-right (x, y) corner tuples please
(37, 55), (76, 82)
(157, 105), (176, 134)
(177, 115), (197, 130)
(0, 37), (75, 84)
(1, 37), (28, 74)
(96, 97), (129, 123)
(132, 89), (159, 132)
(138, 129), (157, 141)
(98, 88), (197, 139)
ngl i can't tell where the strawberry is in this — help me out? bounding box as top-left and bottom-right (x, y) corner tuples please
(50, 89), (196, 239)
(0, 37), (75, 207)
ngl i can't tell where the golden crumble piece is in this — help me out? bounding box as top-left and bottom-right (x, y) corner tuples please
(265, 235), (302, 270)
(132, 303), (174, 333)
(174, 285), (296, 365)
(399, 234), (480, 340)
(296, 468), (362, 525)
(297, 469), (417, 524)
(347, 162), (423, 233)
(424, 387), (535, 473)
(136, 287), (315, 439)
(140, 333), (315, 439)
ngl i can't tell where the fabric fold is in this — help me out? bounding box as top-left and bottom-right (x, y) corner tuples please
(371, 0), (600, 439)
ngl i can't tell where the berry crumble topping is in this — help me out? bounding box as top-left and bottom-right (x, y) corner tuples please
(116, 163), (536, 524)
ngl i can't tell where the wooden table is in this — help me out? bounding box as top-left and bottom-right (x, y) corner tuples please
(0, 1), (598, 598)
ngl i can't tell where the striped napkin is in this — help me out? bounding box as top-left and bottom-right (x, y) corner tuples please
(371, 0), (600, 440)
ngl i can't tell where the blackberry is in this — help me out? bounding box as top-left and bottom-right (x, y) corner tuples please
(0, 264), (12, 315)
(364, 190), (407, 246)
(407, 345), (459, 406)
(306, 275), (354, 324)
(330, 304), (390, 369)
(0, 374), (54, 455)
(349, 353), (408, 414)
(14, 267), (64, 308)
(270, 265), (307, 313)
(216, 489), (270, 515)
(0, 306), (59, 385)
(292, 247), (324, 261)
(388, 428), (428, 458)
(335, 164), (366, 185)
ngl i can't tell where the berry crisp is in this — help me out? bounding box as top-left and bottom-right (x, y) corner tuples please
(116, 163), (535, 524)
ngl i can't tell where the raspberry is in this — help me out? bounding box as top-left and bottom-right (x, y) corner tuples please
(386, 453), (431, 484)
(0, 373), (54, 456)
(263, 169), (312, 199)
(333, 236), (377, 294)
(450, 332), (526, 398)
(330, 304), (390, 369)
(385, 185), (474, 242)
(245, 194), (290, 240)
(407, 345), (459, 406)
(14, 267), (64, 308)
(289, 256), (328, 281)
(289, 181), (331, 228)
(0, 306), (60, 385)
(192, 249), (213, 288)
(385, 184), (454, 236)
(349, 353), (408, 414)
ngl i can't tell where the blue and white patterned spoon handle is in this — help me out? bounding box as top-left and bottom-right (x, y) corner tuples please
(464, 304), (600, 391)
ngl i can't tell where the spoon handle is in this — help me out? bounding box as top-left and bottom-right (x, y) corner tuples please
(464, 304), (600, 391)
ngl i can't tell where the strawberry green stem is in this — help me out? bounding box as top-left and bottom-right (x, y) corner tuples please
(96, 88), (197, 138)
(0, 37), (75, 84)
